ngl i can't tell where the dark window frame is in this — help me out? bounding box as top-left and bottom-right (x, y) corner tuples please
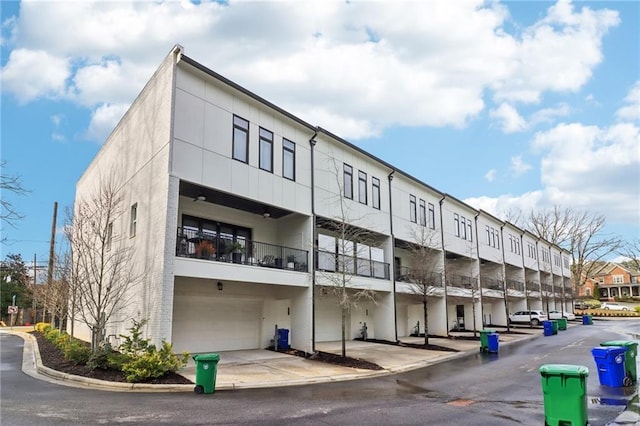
(372, 177), (380, 210)
(454, 213), (460, 237)
(358, 171), (367, 204)
(259, 127), (273, 173)
(232, 115), (249, 163)
(428, 203), (435, 229)
(419, 199), (426, 226)
(282, 138), (296, 181)
(409, 195), (417, 223)
(343, 164), (353, 199)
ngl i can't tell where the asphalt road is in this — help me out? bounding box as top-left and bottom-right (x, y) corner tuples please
(2, 320), (639, 425)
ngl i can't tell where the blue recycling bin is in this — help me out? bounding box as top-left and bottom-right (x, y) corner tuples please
(591, 346), (626, 387)
(582, 315), (593, 325)
(487, 332), (499, 353)
(277, 328), (289, 350)
(543, 320), (554, 336)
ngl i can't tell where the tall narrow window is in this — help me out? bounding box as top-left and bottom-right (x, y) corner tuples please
(372, 177), (380, 210)
(419, 199), (426, 226)
(428, 203), (435, 229)
(106, 222), (113, 251)
(232, 115), (249, 163)
(461, 216), (467, 239)
(282, 138), (295, 181)
(409, 195), (417, 223)
(486, 225), (490, 245)
(454, 213), (460, 237)
(129, 203), (137, 238)
(343, 164), (353, 199)
(358, 171), (367, 204)
(467, 220), (472, 242)
(259, 127), (273, 172)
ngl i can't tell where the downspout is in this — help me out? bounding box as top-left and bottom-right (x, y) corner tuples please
(518, 233), (526, 327)
(499, 224), (508, 330)
(309, 129), (318, 353)
(387, 170), (397, 342)
(438, 196), (448, 336)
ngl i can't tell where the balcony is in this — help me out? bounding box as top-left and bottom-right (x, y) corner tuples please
(447, 274), (476, 289)
(176, 227), (308, 272)
(316, 249), (390, 280)
(481, 277), (504, 291)
(526, 281), (541, 292)
(396, 266), (443, 286)
(507, 280), (525, 292)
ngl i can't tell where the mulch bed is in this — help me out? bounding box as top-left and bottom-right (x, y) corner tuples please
(31, 331), (193, 384)
(268, 346), (384, 370)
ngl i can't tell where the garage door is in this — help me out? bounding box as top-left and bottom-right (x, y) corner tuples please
(315, 297), (344, 342)
(172, 296), (261, 353)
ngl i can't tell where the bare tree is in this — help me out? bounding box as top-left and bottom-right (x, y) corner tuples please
(34, 250), (72, 331)
(315, 157), (379, 358)
(1, 161), (29, 234)
(619, 239), (640, 271)
(66, 179), (145, 349)
(403, 226), (443, 345)
(526, 206), (622, 296)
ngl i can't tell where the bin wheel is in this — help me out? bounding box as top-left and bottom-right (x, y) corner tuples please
(623, 376), (633, 387)
(194, 385), (204, 394)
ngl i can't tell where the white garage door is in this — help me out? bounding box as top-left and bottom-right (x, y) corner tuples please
(315, 297), (344, 342)
(172, 296), (261, 353)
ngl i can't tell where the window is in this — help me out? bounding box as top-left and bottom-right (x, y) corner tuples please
(259, 128), (273, 172)
(467, 220), (473, 242)
(282, 138), (295, 180)
(129, 203), (137, 238)
(486, 225), (490, 245)
(612, 275), (624, 284)
(460, 216), (467, 239)
(358, 171), (367, 204)
(343, 164), (353, 199)
(454, 213), (460, 237)
(232, 115), (249, 163)
(428, 203), (435, 229)
(419, 199), (426, 226)
(410, 195), (417, 223)
(372, 177), (380, 209)
(106, 222), (113, 251)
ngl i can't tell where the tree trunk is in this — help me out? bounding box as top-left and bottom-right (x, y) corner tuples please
(341, 307), (347, 358)
(423, 298), (429, 346)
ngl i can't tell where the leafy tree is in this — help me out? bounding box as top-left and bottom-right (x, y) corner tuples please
(0, 254), (33, 322)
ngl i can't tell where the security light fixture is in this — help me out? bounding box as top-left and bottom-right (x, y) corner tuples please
(217, 282), (223, 291)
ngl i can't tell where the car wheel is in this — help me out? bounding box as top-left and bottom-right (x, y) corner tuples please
(531, 319), (540, 326)
(604, 307), (609, 310)
(623, 307), (629, 311)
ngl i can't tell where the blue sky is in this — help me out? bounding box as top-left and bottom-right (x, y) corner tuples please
(1, 0), (638, 265)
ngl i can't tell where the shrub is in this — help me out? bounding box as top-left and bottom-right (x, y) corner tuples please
(121, 341), (189, 383)
(54, 333), (71, 350)
(44, 326), (60, 342)
(119, 319), (151, 357)
(635, 306), (640, 314)
(87, 342), (116, 370)
(35, 322), (50, 333)
(62, 339), (92, 365)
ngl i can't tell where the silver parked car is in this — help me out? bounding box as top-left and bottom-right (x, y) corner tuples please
(509, 310), (548, 326)
(601, 302), (629, 311)
(548, 310), (576, 321)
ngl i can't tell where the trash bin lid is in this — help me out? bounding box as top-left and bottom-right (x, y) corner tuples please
(592, 346), (625, 357)
(539, 364), (589, 377)
(193, 353), (220, 362)
(601, 341), (638, 349)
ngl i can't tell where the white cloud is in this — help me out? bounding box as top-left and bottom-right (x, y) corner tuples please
(485, 169), (497, 182)
(85, 103), (130, 142)
(616, 81), (640, 122)
(510, 156), (532, 176)
(529, 103), (570, 126)
(490, 103), (527, 133)
(0, 49), (69, 104)
(0, 0), (620, 140)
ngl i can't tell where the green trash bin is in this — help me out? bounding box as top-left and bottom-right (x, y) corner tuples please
(557, 318), (567, 331)
(479, 329), (496, 352)
(539, 364), (589, 426)
(192, 353), (220, 394)
(551, 320), (558, 335)
(600, 341), (637, 385)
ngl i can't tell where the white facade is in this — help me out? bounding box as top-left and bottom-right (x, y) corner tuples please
(72, 46), (574, 353)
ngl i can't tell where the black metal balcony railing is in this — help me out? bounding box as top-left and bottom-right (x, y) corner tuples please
(395, 266), (443, 287)
(526, 281), (541, 292)
(541, 283), (554, 293)
(176, 227), (308, 272)
(447, 274), (476, 289)
(316, 250), (390, 280)
(507, 280), (525, 292)
(481, 277), (504, 291)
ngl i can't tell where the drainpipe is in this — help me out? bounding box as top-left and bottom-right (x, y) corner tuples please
(309, 129), (318, 353)
(438, 196), (448, 336)
(387, 170), (397, 342)
(474, 213), (484, 328)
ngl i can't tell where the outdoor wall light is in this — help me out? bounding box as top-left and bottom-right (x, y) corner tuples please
(217, 282), (223, 291)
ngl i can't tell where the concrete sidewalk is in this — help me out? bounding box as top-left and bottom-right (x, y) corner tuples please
(2, 325), (546, 392)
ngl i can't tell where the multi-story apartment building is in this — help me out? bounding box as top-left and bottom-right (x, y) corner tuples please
(72, 46), (573, 353)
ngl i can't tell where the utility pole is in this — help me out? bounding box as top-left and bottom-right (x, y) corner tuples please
(46, 201), (58, 325)
(32, 253), (37, 325)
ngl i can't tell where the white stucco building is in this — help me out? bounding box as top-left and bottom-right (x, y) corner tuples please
(72, 46), (573, 353)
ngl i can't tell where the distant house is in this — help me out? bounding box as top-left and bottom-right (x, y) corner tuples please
(580, 262), (640, 300)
